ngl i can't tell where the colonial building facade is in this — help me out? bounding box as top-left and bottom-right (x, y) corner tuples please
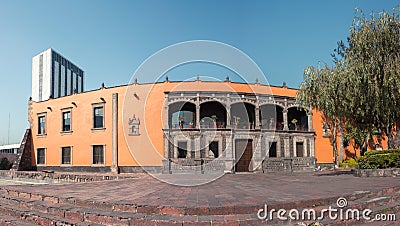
(162, 89), (315, 173)
(25, 79), (333, 174)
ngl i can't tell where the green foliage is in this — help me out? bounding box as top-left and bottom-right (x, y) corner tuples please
(343, 123), (368, 155)
(0, 157), (11, 170)
(297, 7), (400, 156)
(357, 149), (400, 169)
(339, 158), (359, 168)
(344, 8), (400, 131)
(364, 149), (400, 156)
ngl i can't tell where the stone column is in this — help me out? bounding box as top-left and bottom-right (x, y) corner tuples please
(284, 136), (290, 157)
(255, 97), (260, 129)
(195, 134), (200, 159)
(196, 105), (200, 129)
(311, 137), (315, 157)
(226, 105), (231, 128)
(283, 109), (289, 131)
(255, 107), (260, 129)
(204, 136), (209, 158)
(226, 94), (231, 128)
(163, 132), (169, 159)
(196, 94), (200, 129)
(111, 93), (119, 174)
(174, 141), (178, 159)
(164, 93), (169, 129)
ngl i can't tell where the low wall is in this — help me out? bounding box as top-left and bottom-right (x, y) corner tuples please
(263, 157), (316, 173)
(354, 168), (400, 177)
(0, 170), (135, 183)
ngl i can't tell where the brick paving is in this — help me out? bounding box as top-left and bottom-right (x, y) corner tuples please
(0, 171), (398, 225)
(2, 171), (399, 210)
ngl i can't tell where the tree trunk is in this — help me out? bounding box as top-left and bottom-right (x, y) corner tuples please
(331, 124), (338, 169)
(339, 118), (344, 162)
(386, 125), (399, 149)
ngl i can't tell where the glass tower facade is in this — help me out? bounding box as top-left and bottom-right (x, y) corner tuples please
(32, 48), (84, 102)
(50, 50), (84, 99)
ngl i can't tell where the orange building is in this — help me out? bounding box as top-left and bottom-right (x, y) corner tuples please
(26, 78), (339, 174)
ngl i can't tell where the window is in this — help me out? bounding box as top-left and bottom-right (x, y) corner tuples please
(38, 115), (46, 135)
(209, 141), (219, 158)
(92, 145), (104, 164)
(296, 142), (304, 157)
(269, 142), (277, 158)
(93, 106), (104, 129)
(62, 111), (71, 132)
(37, 148), (46, 165)
(61, 147), (71, 164)
(177, 142), (187, 158)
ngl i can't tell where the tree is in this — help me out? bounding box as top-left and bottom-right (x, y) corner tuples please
(297, 62), (348, 166)
(0, 157), (11, 170)
(297, 7), (400, 164)
(343, 8), (400, 147)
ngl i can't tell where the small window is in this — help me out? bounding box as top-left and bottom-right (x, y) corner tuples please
(38, 115), (46, 135)
(209, 141), (219, 158)
(269, 142), (277, 158)
(296, 142), (304, 157)
(177, 142), (187, 158)
(37, 148), (46, 165)
(92, 145), (104, 164)
(93, 106), (104, 129)
(61, 147), (71, 164)
(62, 111), (71, 132)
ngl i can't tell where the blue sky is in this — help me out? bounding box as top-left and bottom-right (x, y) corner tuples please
(0, 0), (398, 144)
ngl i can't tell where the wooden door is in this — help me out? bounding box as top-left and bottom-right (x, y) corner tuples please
(235, 139), (253, 172)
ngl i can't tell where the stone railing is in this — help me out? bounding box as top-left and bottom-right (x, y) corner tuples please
(163, 158), (226, 174)
(263, 157), (316, 173)
(354, 168), (400, 177)
(0, 170), (133, 183)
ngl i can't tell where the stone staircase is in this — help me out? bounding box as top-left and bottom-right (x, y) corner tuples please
(11, 129), (33, 172)
(0, 185), (398, 225)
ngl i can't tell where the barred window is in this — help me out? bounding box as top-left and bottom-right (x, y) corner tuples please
(61, 147), (71, 164)
(62, 111), (71, 132)
(92, 145), (104, 165)
(37, 148), (46, 165)
(93, 107), (104, 128)
(38, 115), (46, 135)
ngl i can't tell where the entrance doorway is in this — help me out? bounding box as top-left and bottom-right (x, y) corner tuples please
(269, 142), (277, 157)
(235, 139), (253, 172)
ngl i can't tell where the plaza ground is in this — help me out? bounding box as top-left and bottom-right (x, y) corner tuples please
(0, 171), (398, 225)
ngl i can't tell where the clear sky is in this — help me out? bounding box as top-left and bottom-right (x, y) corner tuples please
(0, 0), (398, 144)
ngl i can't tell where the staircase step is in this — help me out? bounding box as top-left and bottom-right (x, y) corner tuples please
(0, 212), (32, 226)
(0, 185), (399, 225)
(315, 193), (400, 226)
(0, 200), (103, 226)
(0, 193), (268, 225)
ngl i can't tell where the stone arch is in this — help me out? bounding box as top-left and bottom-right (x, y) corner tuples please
(200, 101), (227, 128)
(168, 101), (196, 129)
(287, 106), (308, 131)
(260, 104), (284, 130)
(231, 102), (256, 129)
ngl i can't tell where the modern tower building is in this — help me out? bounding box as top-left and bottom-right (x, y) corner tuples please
(32, 48), (84, 102)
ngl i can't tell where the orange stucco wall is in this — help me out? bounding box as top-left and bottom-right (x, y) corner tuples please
(30, 81), (336, 167)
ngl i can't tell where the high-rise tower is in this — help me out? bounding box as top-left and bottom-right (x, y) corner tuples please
(32, 48), (84, 102)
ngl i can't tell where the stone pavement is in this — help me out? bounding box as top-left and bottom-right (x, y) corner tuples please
(0, 171), (399, 225)
(6, 172), (399, 208)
